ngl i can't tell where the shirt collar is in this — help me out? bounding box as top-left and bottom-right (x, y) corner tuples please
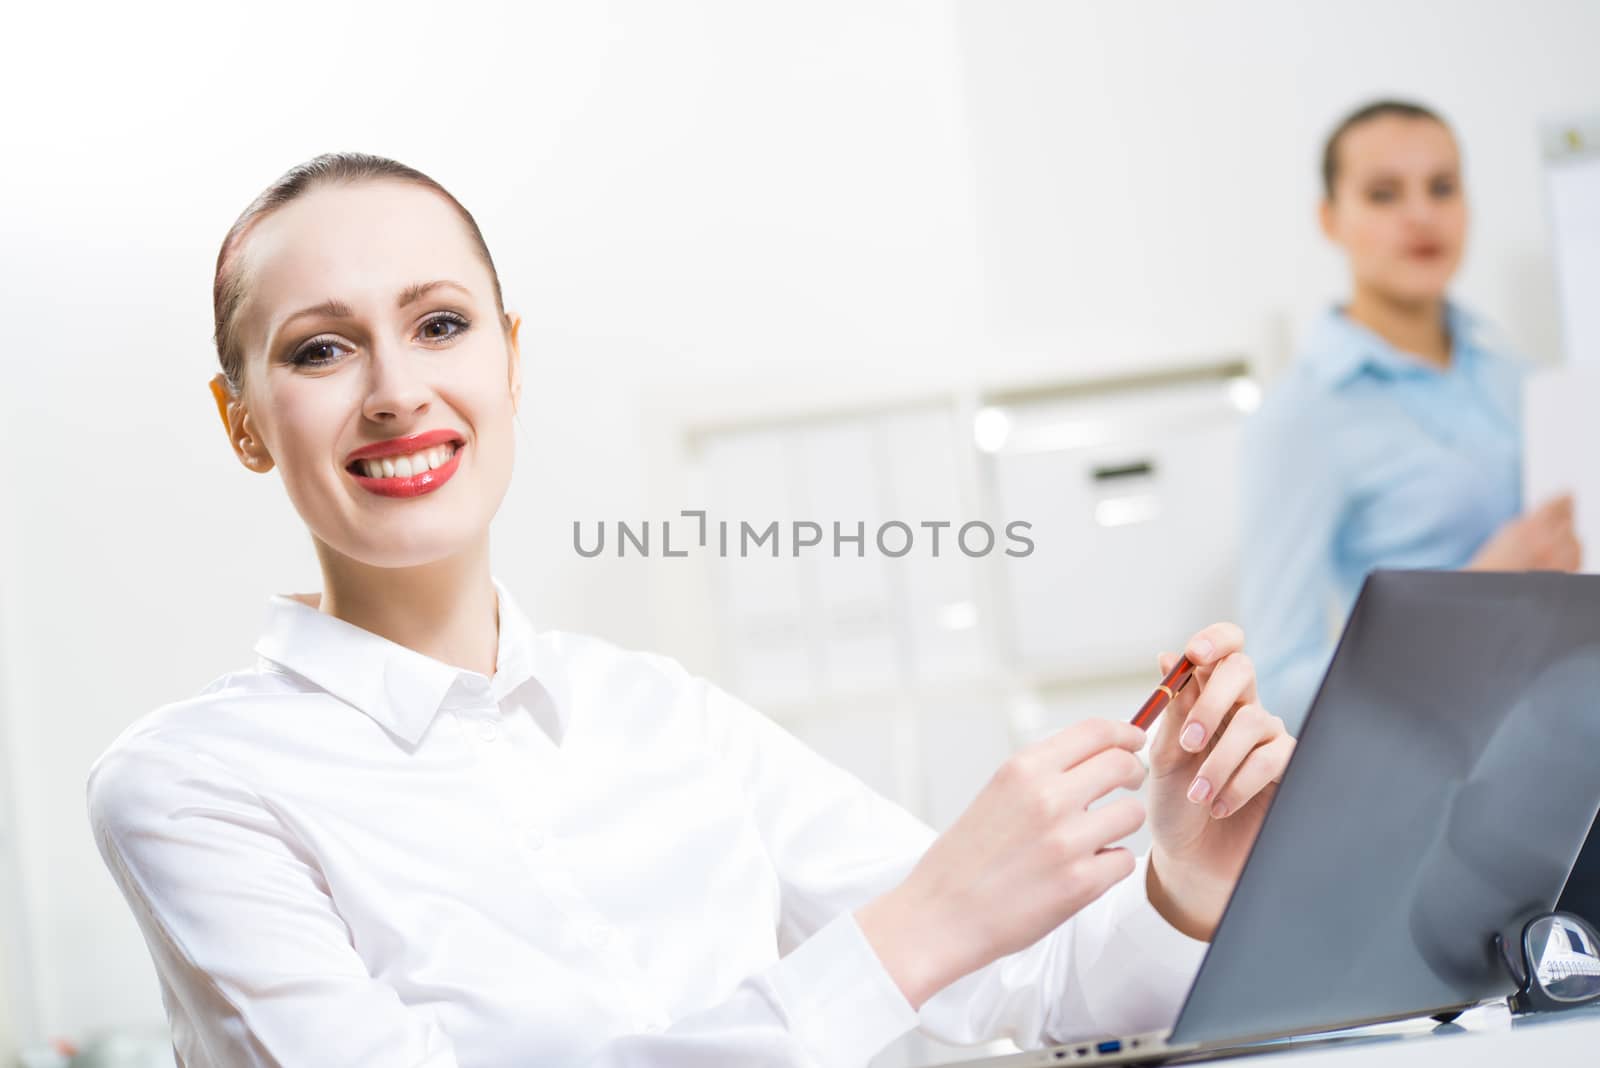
(1305, 300), (1485, 389)
(253, 577), (555, 747)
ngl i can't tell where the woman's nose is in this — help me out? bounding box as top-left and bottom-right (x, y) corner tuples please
(1402, 188), (1442, 227)
(360, 340), (433, 424)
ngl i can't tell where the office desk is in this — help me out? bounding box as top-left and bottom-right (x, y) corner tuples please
(1180, 1003), (1600, 1067)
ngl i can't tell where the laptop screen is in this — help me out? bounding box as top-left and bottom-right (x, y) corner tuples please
(1558, 811), (1600, 925)
(1169, 570), (1600, 1047)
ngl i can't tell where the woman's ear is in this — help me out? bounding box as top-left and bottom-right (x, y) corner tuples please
(1318, 197), (1339, 244)
(210, 373), (275, 473)
(506, 313), (524, 414)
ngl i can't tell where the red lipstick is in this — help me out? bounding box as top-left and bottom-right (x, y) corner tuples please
(346, 429), (465, 499)
(346, 429), (464, 463)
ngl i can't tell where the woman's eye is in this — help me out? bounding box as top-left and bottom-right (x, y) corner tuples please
(1431, 178), (1458, 199)
(290, 338), (347, 367)
(420, 312), (469, 342)
(286, 313), (468, 367)
(1366, 187), (1397, 204)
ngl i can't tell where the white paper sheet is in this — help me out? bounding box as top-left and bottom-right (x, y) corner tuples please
(1523, 365), (1600, 574)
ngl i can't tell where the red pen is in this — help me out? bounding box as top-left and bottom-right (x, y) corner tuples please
(1131, 654), (1196, 730)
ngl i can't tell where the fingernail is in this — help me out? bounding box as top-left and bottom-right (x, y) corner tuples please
(1211, 800), (1229, 819)
(1180, 722), (1206, 751)
(1187, 777), (1212, 804)
(1192, 638), (1214, 661)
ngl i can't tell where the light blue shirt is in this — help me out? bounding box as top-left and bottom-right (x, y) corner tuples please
(1240, 303), (1525, 733)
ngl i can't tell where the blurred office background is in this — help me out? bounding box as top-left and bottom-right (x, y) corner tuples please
(2, 1), (1599, 1064)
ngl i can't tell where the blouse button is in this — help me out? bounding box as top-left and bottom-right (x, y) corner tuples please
(526, 828), (547, 850)
(586, 924), (613, 949)
(478, 720), (499, 742)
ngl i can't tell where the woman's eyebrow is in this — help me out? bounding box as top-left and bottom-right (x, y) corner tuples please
(397, 279), (472, 308)
(279, 298), (354, 333)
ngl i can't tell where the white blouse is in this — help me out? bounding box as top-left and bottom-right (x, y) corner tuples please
(86, 580), (1205, 1067)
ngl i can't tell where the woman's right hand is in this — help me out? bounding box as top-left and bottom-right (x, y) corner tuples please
(1468, 494), (1582, 573)
(854, 719), (1148, 1009)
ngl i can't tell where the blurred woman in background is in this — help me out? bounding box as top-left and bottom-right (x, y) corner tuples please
(1241, 99), (1581, 733)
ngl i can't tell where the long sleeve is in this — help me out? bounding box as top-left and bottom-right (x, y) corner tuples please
(87, 739), (910, 1068)
(696, 677), (1209, 1057)
(1238, 395), (1347, 735)
(88, 743), (462, 1066)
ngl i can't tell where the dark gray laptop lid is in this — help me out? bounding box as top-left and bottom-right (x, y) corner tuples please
(1170, 570), (1600, 1046)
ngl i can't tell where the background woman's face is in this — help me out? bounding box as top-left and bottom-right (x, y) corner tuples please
(233, 180), (519, 569)
(1322, 115), (1468, 305)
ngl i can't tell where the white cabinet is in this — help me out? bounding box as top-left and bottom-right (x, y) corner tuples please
(984, 372), (1251, 680)
(697, 404), (993, 709)
(699, 428), (818, 708)
(793, 420), (902, 696)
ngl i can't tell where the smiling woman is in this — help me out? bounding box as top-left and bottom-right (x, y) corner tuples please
(204, 159), (522, 584)
(84, 152), (1293, 1067)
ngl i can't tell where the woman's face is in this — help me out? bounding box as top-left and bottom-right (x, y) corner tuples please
(1320, 115), (1467, 305)
(228, 179), (520, 570)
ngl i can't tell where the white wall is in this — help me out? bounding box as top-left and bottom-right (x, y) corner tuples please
(0, 508), (19, 1068)
(957, 0), (1598, 371)
(1, 0), (1597, 1050)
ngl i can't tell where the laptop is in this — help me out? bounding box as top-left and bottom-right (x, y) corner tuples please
(950, 569), (1600, 1066)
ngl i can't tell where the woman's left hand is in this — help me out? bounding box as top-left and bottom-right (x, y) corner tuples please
(1143, 623), (1295, 940)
